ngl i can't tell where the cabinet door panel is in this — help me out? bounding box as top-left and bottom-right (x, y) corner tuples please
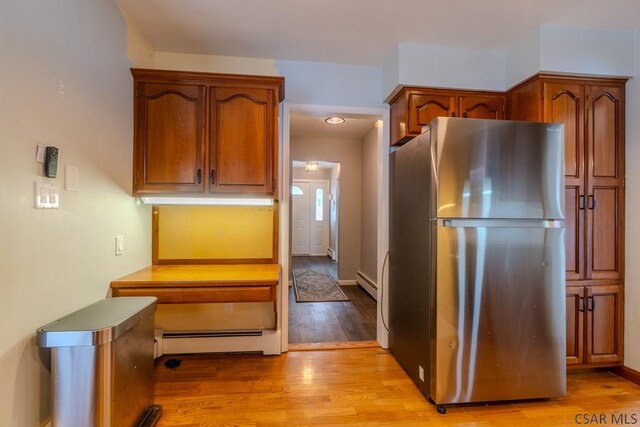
(211, 87), (274, 194)
(566, 286), (584, 365)
(586, 285), (623, 364)
(543, 83), (584, 181)
(590, 90), (621, 179)
(458, 95), (504, 119)
(588, 187), (620, 279)
(564, 186), (583, 280)
(408, 93), (455, 134)
(586, 85), (624, 281)
(543, 82), (585, 280)
(135, 83), (206, 194)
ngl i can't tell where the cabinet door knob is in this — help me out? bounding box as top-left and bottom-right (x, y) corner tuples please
(451, 112), (456, 117)
(579, 296), (585, 312)
(579, 195), (586, 210)
(197, 169), (202, 184)
(210, 169), (216, 185)
(588, 195), (596, 210)
(587, 296), (595, 311)
(462, 112), (468, 118)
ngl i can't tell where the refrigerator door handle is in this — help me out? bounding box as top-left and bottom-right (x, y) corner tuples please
(437, 218), (564, 228)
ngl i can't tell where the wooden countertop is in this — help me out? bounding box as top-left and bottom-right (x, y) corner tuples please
(110, 264), (281, 289)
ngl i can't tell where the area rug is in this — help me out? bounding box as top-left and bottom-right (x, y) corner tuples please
(292, 268), (349, 302)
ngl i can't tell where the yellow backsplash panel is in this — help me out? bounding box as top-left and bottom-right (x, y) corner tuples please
(157, 205), (274, 260)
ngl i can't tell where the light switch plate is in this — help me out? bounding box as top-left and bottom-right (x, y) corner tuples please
(35, 182), (59, 209)
(115, 236), (124, 255)
(65, 165), (79, 191)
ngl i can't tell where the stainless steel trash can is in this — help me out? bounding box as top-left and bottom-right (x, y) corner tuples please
(37, 297), (161, 427)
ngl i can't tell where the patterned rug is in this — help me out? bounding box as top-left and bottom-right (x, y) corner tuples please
(292, 268), (349, 303)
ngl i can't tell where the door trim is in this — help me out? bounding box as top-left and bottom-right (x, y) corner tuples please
(280, 103), (389, 353)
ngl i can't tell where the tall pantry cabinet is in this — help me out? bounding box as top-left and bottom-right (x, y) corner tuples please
(507, 74), (626, 367)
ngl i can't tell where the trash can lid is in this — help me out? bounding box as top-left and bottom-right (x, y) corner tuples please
(37, 297), (157, 348)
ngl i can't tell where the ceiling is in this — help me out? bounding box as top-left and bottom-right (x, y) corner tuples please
(290, 113), (379, 139)
(116, 0), (640, 66)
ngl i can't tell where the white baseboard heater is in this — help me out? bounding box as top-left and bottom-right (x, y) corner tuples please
(160, 330), (264, 355)
(356, 271), (377, 300)
(327, 248), (336, 260)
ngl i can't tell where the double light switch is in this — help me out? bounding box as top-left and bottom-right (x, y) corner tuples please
(35, 182), (59, 209)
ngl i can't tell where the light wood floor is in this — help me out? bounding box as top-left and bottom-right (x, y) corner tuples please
(289, 256), (377, 344)
(154, 348), (640, 426)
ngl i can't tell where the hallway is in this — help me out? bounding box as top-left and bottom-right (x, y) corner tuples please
(288, 256), (376, 343)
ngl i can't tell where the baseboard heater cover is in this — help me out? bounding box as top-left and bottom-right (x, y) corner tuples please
(161, 330), (264, 354)
(327, 248), (336, 260)
(356, 271), (377, 300)
(163, 331), (262, 339)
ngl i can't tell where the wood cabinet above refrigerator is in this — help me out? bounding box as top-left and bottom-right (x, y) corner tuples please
(388, 87), (505, 146)
(131, 69), (284, 198)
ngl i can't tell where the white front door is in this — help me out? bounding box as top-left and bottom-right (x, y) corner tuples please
(309, 181), (330, 256)
(292, 182), (310, 255)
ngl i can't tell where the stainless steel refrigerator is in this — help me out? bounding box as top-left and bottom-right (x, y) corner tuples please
(389, 117), (566, 409)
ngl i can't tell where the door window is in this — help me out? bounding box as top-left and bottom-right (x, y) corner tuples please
(315, 188), (324, 221)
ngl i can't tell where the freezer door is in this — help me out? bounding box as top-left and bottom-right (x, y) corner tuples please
(431, 221), (566, 404)
(433, 118), (564, 220)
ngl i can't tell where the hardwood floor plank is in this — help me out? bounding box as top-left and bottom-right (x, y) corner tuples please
(154, 348), (640, 426)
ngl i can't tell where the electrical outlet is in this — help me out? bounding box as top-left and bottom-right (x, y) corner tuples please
(224, 303), (233, 312)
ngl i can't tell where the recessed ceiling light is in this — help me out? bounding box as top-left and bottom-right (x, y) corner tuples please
(325, 116), (345, 125)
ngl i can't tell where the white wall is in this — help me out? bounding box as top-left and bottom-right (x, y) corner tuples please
(155, 51), (279, 75)
(119, 6), (155, 68)
(360, 125), (379, 281)
(383, 43), (506, 97)
(383, 27), (636, 97)
(539, 25), (635, 79)
(0, 2), (151, 425)
(505, 25), (636, 88)
(505, 29), (541, 89)
(276, 60), (385, 108)
(290, 136), (361, 280)
(624, 30), (640, 372)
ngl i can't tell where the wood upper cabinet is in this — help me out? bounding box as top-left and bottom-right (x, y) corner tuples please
(407, 92), (455, 136)
(131, 69), (284, 197)
(210, 87), (275, 194)
(134, 82), (206, 194)
(458, 95), (504, 120)
(389, 87), (504, 145)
